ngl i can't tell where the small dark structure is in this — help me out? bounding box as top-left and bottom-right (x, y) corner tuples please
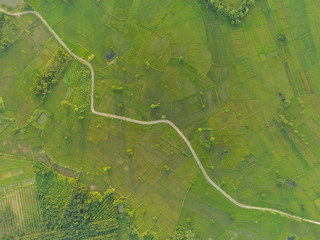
(278, 92), (286, 102)
(278, 33), (287, 42)
(286, 179), (297, 187)
(287, 236), (295, 240)
(105, 48), (117, 62)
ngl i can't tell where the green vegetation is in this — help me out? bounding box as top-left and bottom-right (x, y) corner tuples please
(0, 156), (41, 238)
(207, 0), (255, 24)
(0, 13), (11, 53)
(20, 2), (33, 10)
(173, 226), (198, 240)
(31, 48), (71, 102)
(0, 184), (42, 237)
(140, 230), (158, 239)
(61, 60), (91, 119)
(21, 219), (119, 240)
(150, 104), (159, 109)
(34, 161), (119, 234)
(198, 128), (215, 150)
(1, 0), (320, 239)
(0, 38), (10, 52)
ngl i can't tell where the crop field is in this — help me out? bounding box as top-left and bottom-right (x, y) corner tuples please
(0, 0), (320, 239)
(0, 157), (40, 236)
(42, 110), (199, 237)
(0, 184), (42, 236)
(197, 0), (320, 221)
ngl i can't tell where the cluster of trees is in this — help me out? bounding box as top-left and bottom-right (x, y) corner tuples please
(0, 13), (11, 53)
(173, 226), (198, 240)
(198, 128), (215, 150)
(140, 230), (158, 240)
(20, 219), (119, 240)
(208, 0), (255, 24)
(34, 161), (118, 232)
(31, 48), (71, 102)
(34, 162), (200, 239)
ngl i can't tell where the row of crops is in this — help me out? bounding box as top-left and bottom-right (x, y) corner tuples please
(21, 219), (119, 240)
(0, 184), (41, 236)
(92, 195), (117, 221)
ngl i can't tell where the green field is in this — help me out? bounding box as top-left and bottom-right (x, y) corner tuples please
(1, 0), (320, 239)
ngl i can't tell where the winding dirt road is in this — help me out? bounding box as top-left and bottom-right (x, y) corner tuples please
(1, 7), (320, 226)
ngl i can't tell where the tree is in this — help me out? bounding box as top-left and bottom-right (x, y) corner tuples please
(163, 164), (170, 172)
(61, 100), (72, 108)
(126, 148), (134, 157)
(278, 34), (287, 42)
(150, 104), (159, 109)
(103, 166), (111, 174)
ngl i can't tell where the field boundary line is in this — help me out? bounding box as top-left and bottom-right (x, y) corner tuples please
(1, 7), (320, 226)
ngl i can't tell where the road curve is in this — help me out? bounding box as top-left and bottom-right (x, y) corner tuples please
(1, 7), (320, 226)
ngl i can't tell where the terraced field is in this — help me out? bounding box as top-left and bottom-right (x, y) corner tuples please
(1, 0), (320, 239)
